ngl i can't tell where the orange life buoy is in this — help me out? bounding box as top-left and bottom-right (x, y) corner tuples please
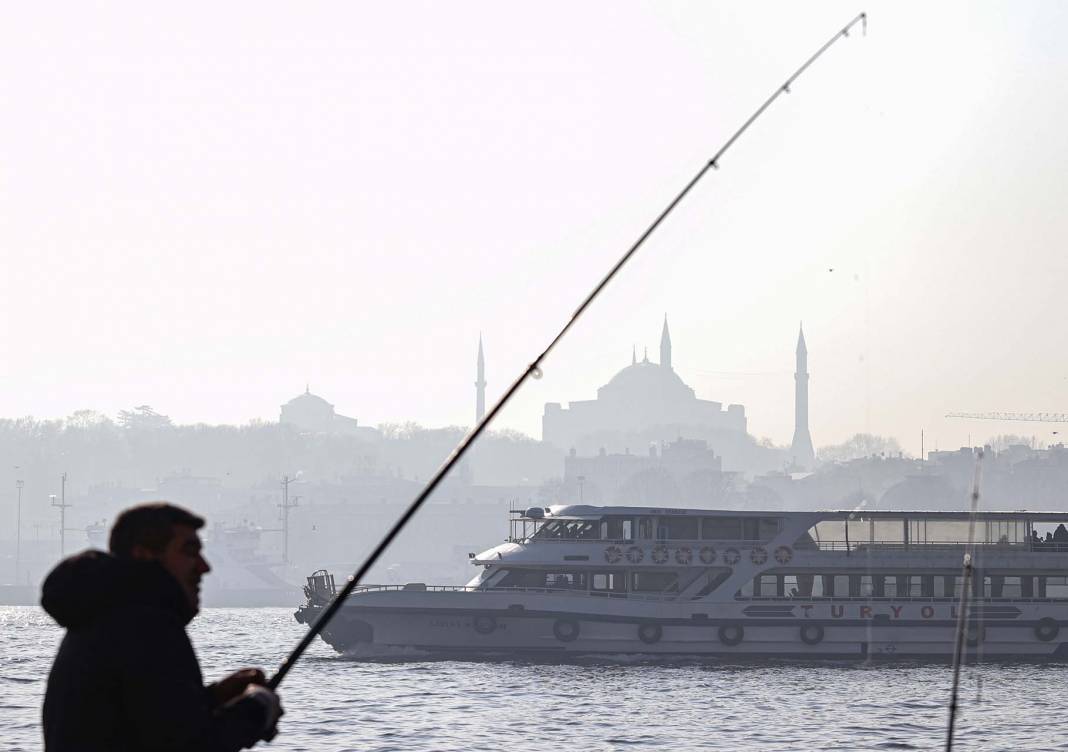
(699, 546), (717, 565)
(604, 545), (622, 564)
(675, 547), (693, 565)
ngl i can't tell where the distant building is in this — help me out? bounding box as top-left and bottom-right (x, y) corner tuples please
(475, 335), (486, 424)
(543, 316), (747, 454)
(280, 386), (379, 439)
(790, 324), (817, 469)
(563, 437), (733, 506)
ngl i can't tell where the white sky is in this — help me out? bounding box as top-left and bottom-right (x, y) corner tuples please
(2, 1), (1067, 452)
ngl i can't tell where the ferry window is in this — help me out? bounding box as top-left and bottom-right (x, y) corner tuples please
(797, 574), (822, 597)
(871, 520), (905, 545)
(497, 569), (547, 588)
(638, 517), (654, 539)
(743, 518), (760, 540)
(664, 517), (699, 540)
(755, 574), (780, 598)
(858, 575), (875, 597)
(833, 575), (850, 597)
(533, 521), (562, 539)
(889, 575), (910, 597)
(701, 517), (741, 540)
(758, 518), (780, 539)
(987, 575), (1021, 598)
(592, 572), (626, 592)
(631, 571), (677, 592)
(919, 520), (973, 544)
(601, 517), (633, 541)
(562, 521), (599, 540)
(1046, 576), (1068, 599)
(935, 576), (961, 599)
(986, 519), (1023, 544)
(783, 575), (799, 597)
(694, 570), (731, 597)
(546, 572), (588, 590)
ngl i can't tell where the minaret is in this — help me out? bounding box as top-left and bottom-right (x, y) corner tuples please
(660, 315), (672, 370)
(475, 335), (487, 423)
(791, 324), (816, 468)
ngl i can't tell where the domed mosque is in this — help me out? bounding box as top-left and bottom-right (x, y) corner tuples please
(542, 317), (747, 455)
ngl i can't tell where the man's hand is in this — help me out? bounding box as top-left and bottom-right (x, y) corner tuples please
(209, 668), (266, 706)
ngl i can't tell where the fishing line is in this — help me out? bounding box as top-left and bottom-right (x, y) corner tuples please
(267, 11), (868, 692)
(944, 450), (985, 752)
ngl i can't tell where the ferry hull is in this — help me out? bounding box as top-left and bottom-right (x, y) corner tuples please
(295, 595), (1068, 661)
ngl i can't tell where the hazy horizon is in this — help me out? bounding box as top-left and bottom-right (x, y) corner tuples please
(4, 1), (1067, 455)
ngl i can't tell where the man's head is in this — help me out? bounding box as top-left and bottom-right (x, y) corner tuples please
(109, 503), (211, 612)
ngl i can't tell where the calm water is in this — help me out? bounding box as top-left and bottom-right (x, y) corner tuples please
(4, 605), (1068, 751)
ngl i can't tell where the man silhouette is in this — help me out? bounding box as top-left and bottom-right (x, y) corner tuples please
(42, 503), (282, 751)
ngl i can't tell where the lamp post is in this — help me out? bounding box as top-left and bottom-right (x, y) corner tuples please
(51, 473), (71, 557)
(278, 475), (301, 564)
(15, 480), (24, 585)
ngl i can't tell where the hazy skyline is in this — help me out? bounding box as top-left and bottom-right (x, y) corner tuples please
(3, 2), (1068, 454)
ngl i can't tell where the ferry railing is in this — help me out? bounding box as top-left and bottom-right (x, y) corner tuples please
(736, 594), (1068, 603)
(346, 583), (681, 601)
(812, 540), (1068, 553)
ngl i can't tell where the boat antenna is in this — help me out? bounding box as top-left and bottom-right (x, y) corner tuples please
(944, 449), (985, 751)
(267, 11), (868, 692)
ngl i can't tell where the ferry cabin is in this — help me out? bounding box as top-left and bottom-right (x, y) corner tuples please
(475, 506), (1068, 606)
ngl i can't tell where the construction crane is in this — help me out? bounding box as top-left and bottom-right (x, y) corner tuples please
(945, 412), (1068, 423)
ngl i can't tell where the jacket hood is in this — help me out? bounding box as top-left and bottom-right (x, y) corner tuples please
(41, 550), (196, 629)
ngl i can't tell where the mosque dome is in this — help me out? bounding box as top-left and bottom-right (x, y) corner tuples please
(597, 360), (695, 402)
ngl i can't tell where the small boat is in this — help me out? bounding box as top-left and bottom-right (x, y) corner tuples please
(295, 505), (1068, 659)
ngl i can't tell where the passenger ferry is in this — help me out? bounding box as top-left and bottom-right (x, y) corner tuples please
(294, 505), (1068, 659)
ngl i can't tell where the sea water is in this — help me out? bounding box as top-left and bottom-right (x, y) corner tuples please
(4, 606), (1068, 751)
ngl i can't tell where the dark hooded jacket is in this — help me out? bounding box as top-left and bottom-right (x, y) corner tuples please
(42, 550), (267, 752)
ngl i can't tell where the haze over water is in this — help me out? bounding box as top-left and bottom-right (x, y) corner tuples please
(3, 606), (1066, 751)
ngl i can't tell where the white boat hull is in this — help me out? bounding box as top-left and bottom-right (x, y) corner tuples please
(295, 590), (1068, 660)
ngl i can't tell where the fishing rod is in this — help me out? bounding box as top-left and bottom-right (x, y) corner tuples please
(267, 10), (868, 692)
(945, 451), (985, 752)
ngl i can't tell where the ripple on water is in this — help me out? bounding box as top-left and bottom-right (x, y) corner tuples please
(3, 607), (1067, 751)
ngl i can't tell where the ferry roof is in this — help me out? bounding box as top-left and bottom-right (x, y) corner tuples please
(539, 504), (1068, 521)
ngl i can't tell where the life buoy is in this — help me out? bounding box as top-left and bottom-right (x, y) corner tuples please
(604, 545), (622, 564)
(625, 546), (645, 564)
(800, 624), (824, 645)
(750, 547), (768, 565)
(651, 545), (670, 564)
(553, 618), (580, 642)
(723, 548), (741, 566)
(473, 615), (497, 635)
(1035, 618), (1060, 642)
(965, 623), (985, 648)
(699, 545), (717, 565)
(675, 547), (693, 565)
(638, 623), (663, 645)
(774, 546), (793, 565)
(718, 624), (744, 646)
